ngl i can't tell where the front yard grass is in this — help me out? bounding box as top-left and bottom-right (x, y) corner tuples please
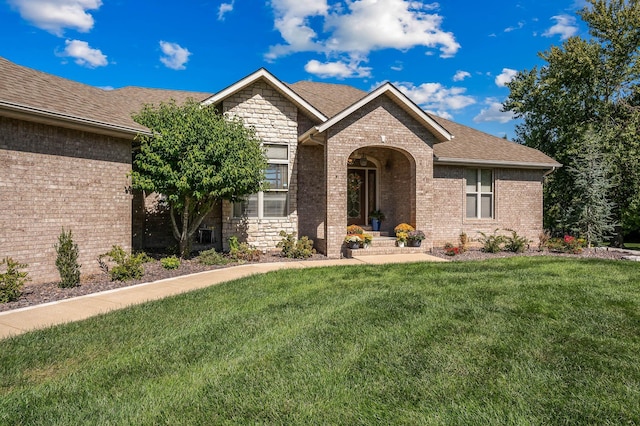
(1, 257), (639, 424)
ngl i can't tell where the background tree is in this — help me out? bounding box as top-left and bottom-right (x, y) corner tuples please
(132, 99), (267, 257)
(567, 128), (616, 247)
(504, 0), (640, 245)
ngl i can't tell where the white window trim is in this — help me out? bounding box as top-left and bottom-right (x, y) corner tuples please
(234, 143), (290, 219)
(466, 168), (494, 220)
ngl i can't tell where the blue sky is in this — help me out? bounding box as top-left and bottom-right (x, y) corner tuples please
(0, 0), (589, 138)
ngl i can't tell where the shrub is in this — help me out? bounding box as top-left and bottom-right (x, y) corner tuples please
(98, 246), (150, 282)
(228, 236), (261, 262)
(55, 228), (81, 288)
(459, 232), (469, 253)
(346, 225), (364, 235)
(477, 229), (505, 253)
(394, 223), (415, 234)
(504, 229), (530, 253)
(444, 243), (460, 256)
(538, 230), (551, 251)
(0, 257), (29, 303)
(546, 235), (586, 254)
(277, 231), (316, 259)
(197, 248), (232, 266)
(160, 256), (181, 270)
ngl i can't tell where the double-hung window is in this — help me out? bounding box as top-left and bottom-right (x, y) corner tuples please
(465, 169), (493, 219)
(233, 144), (289, 218)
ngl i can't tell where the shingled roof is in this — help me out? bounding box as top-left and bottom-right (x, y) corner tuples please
(1, 57), (559, 168)
(0, 57), (212, 137)
(286, 80), (559, 168)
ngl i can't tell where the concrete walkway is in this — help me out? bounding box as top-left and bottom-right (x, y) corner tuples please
(0, 253), (446, 340)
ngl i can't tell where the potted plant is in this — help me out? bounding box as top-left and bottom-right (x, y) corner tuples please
(396, 231), (408, 247)
(344, 235), (363, 249)
(369, 210), (385, 231)
(361, 233), (373, 248)
(407, 230), (425, 247)
(394, 223), (415, 235)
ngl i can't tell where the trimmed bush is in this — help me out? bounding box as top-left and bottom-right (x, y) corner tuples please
(198, 249), (233, 266)
(55, 228), (81, 288)
(98, 246), (150, 282)
(160, 256), (181, 270)
(228, 236), (261, 262)
(0, 257), (29, 303)
(277, 231), (316, 259)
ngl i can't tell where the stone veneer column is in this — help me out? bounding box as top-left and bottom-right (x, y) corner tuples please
(220, 80), (299, 251)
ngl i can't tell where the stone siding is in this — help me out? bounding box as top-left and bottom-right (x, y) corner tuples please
(0, 117), (132, 284)
(432, 165), (545, 247)
(220, 80), (299, 251)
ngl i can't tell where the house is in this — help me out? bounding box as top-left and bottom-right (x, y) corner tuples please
(1, 57), (560, 284)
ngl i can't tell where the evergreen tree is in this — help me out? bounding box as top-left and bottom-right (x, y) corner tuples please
(567, 129), (616, 247)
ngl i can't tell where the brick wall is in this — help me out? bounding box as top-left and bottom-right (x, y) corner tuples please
(0, 117), (132, 284)
(220, 80), (299, 251)
(324, 96), (436, 257)
(432, 165), (545, 247)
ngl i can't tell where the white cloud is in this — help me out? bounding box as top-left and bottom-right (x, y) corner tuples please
(392, 81), (475, 118)
(218, 1), (234, 21)
(305, 59), (371, 78)
(159, 41), (191, 70)
(473, 99), (514, 124)
(453, 70), (470, 82)
(58, 39), (107, 67)
(504, 21), (524, 33)
(495, 68), (517, 87)
(8, 0), (101, 36)
(266, 0), (460, 63)
(543, 14), (578, 40)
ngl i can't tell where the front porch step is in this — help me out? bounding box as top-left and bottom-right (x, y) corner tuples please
(345, 236), (426, 257)
(345, 246), (426, 257)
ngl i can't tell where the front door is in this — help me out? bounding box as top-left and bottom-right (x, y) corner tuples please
(347, 168), (377, 226)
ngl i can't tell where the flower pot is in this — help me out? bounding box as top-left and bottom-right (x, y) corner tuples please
(408, 239), (422, 247)
(348, 242), (360, 249)
(371, 218), (381, 231)
(397, 241), (405, 248)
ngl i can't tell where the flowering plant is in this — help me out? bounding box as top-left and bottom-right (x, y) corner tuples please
(444, 243), (460, 256)
(346, 224), (364, 235)
(344, 235), (363, 244)
(407, 230), (425, 241)
(396, 231), (408, 243)
(546, 235), (586, 254)
(394, 223), (415, 234)
(362, 233), (373, 245)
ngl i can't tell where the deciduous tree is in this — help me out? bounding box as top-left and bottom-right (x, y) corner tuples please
(132, 99), (266, 257)
(504, 0), (640, 245)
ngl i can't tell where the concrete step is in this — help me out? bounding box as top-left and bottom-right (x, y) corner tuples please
(345, 246), (426, 257)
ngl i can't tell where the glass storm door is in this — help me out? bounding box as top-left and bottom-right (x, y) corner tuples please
(347, 168), (377, 226)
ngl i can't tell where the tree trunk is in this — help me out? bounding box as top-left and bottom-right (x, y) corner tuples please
(170, 198), (216, 258)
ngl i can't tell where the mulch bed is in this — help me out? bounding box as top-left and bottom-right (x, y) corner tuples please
(1, 248), (634, 313)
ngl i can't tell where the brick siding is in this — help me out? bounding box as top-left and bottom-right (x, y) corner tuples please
(432, 165), (545, 247)
(0, 117), (132, 284)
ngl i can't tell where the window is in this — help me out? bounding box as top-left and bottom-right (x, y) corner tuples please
(234, 144), (289, 218)
(465, 169), (493, 219)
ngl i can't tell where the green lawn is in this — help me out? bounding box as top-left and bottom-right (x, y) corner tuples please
(1, 257), (640, 424)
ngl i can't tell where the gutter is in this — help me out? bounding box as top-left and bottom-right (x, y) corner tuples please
(0, 101), (149, 140)
(434, 156), (562, 170)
